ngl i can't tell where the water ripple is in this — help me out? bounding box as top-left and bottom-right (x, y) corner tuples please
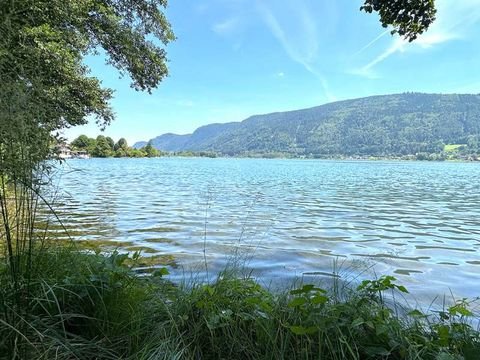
(44, 158), (480, 299)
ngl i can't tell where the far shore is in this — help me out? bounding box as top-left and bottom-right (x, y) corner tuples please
(68, 154), (480, 162)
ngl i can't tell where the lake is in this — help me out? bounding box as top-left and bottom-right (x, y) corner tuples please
(49, 158), (480, 300)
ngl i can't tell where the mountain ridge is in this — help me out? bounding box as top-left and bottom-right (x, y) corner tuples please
(134, 93), (480, 157)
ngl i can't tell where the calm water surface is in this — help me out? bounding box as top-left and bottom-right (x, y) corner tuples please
(50, 158), (480, 299)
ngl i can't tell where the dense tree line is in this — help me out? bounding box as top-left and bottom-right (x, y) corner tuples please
(71, 135), (162, 158)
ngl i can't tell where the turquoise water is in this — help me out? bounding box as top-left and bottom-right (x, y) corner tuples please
(51, 158), (480, 299)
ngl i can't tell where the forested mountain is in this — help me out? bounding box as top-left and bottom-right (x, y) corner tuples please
(134, 93), (480, 157)
(133, 133), (190, 152)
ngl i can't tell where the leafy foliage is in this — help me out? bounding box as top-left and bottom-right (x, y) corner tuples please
(72, 135), (96, 150)
(144, 141), (161, 157)
(70, 135), (163, 158)
(92, 135), (114, 157)
(1, 247), (480, 359)
(0, 248), (173, 359)
(361, 0), (436, 42)
(0, 0), (174, 183)
(0, 4), (173, 354)
(1, 0), (174, 129)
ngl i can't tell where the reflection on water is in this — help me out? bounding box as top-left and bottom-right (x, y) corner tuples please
(46, 158), (480, 299)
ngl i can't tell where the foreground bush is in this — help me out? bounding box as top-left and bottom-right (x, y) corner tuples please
(1, 249), (479, 359)
(0, 248), (165, 359)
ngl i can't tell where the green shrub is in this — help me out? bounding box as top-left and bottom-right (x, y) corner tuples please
(1, 250), (479, 360)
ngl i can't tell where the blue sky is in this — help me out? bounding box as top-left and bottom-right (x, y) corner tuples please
(65, 0), (480, 145)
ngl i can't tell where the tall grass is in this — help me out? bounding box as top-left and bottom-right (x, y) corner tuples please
(0, 98), (45, 359)
(1, 239), (480, 359)
(155, 272), (480, 360)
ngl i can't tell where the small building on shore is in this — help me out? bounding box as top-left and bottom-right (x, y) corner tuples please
(72, 150), (90, 159)
(56, 144), (72, 159)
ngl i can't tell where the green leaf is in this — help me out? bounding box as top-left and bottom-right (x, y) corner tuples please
(288, 297), (307, 308)
(448, 303), (473, 317)
(304, 326), (318, 335)
(351, 317), (365, 327)
(202, 285), (215, 296)
(361, 0), (436, 42)
(152, 267), (169, 277)
(408, 309), (425, 317)
(357, 280), (371, 291)
(311, 295), (328, 305)
(289, 325), (318, 335)
(113, 253), (129, 266)
(290, 284), (314, 295)
(375, 324), (389, 336)
(436, 325), (450, 346)
(132, 251), (141, 261)
(439, 311), (450, 321)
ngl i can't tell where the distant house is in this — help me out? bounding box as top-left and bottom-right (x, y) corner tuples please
(72, 150), (89, 159)
(56, 144), (72, 159)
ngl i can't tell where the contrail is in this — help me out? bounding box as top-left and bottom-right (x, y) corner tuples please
(352, 30), (390, 57)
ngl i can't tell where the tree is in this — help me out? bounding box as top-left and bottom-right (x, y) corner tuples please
(143, 141), (160, 157)
(71, 135), (95, 150)
(129, 148), (147, 158)
(361, 0), (436, 42)
(114, 138), (129, 157)
(105, 137), (115, 151)
(92, 135), (113, 158)
(467, 135), (480, 151)
(1, 0), (175, 165)
(114, 138), (129, 152)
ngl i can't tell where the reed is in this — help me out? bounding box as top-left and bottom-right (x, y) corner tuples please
(2, 243), (479, 359)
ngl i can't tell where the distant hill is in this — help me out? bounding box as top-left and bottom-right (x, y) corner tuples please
(133, 141), (147, 149)
(134, 93), (480, 157)
(133, 133), (190, 151)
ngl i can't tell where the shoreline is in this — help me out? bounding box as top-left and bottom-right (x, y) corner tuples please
(68, 155), (480, 163)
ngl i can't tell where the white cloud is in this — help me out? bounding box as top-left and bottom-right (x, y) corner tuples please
(276, 72), (285, 77)
(256, 0), (335, 101)
(257, 2), (318, 65)
(360, 38), (406, 76)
